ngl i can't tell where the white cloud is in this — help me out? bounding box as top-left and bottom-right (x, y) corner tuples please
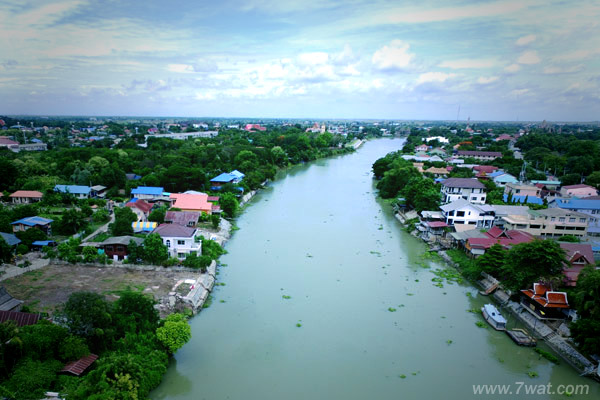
(297, 52), (329, 66)
(543, 65), (584, 74)
(168, 64), (195, 73)
(384, 1), (528, 24)
(504, 63), (521, 73)
(439, 59), (496, 69)
(372, 40), (414, 71)
(516, 34), (536, 46)
(416, 72), (456, 84)
(517, 51), (541, 65)
(510, 88), (530, 96)
(477, 76), (499, 84)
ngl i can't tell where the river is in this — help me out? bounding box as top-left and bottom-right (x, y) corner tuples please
(152, 138), (598, 399)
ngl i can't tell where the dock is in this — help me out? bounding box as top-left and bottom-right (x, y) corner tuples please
(506, 329), (537, 347)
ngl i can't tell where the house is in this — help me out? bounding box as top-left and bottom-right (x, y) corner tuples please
(440, 199), (495, 229)
(456, 151), (503, 161)
(473, 165), (498, 175)
(19, 143), (47, 152)
(428, 148), (447, 157)
(559, 242), (595, 287)
(126, 173), (142, 181)
(152, 224), (201, 259)
(0, 287), (25, 312)
(503, 183), (543, 204)
(9, 190), (43, 204)
(0, 137), (19, 151)
(126, 199), (154, 221)
(415, 144), (428, 152)
(210, 170), (245, 191)
(495, 134), (513, 141)
(11, 216), (53, 235)
(61, 354), (99, 376)
(417, 221), (448, 241)
(501, 208), (592, 238)
(244, 124), (266, 132)
(489, 171), (519, 186)
(521, 283), (569, 320)
(412, 163), (424, 173)
(31, 240), (57, 251)
(130, 186), (166, 201)
(90, 185), (107, 198)
(530, 180), (561, 191)
(98, 236), (144, 261)
(0, 310), (40, 326)
(560, 184), (599, 198)
(440, 178), (487, 204)
(489, 205), (530, 228)
(54, 185), (91, 199)
(0, 232), (21, 253)
(424, 167), (448, 177)
(550, 197), (600, 236)
(169, 193), (212, 214)
(165, 211), (201, 228)
(465, 227), (534, 257)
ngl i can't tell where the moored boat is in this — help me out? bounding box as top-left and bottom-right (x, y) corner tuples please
(482, 304), (507, 331)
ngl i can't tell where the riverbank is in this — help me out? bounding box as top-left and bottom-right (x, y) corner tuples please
(395, 209), (600, 380)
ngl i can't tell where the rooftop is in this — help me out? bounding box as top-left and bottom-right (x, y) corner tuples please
(11, 216), (53, 226)
(153, 223), (197, 238)
(0, 310), (40, 327)
(131, 186), (164, 196)
(61, 354), (99, 376)
(441, 178), (486, 189)
(9, 190), (43, 198)
(54, 185), (91, 195)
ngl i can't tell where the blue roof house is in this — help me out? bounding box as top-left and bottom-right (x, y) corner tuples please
(551, 197), (600, 236)
(0, 232), (21, 247)
(490, 172), (519, 186)
(210, 171), (244, 191)
(11, 216), (53, 235)
(131, 186), (166, 201)
(54, 185), (91, 199)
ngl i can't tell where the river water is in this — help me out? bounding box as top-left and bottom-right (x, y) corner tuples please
(152, 138), (598, 400)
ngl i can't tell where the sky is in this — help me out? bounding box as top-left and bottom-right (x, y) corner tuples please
(0, 0), (599, 121)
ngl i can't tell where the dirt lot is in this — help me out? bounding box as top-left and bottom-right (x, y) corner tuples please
(1, 264), (201, 314)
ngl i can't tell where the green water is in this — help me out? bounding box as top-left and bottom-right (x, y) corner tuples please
(152, 138), (598, 400)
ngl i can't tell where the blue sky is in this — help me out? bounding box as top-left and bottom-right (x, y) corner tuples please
(0, 0), (599, 121)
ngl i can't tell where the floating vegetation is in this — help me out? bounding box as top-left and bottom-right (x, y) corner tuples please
(432, 268), (464, 285)
(466, 292), (473, 298)
(398, 304), (405, 308)
(446, 339), (453, 345)
(219, 300), (226, 303)
(217, 282), (226, 286)
(306, 254), (313, 258)
(527, 371), (538, 378)
(467, 308), (479, 313)
(370, 251), (382, 256)
(411, 371), (419, 376)
(534, 348), (560, 364)
(406, 293), (415, 296)
(378, 225), (383, 230)
(414, 279), (419, 282)
(475, 321), (487, 328)
(203, 295), (213, 308)
(296, 323), (302, 327)
(282, 295), (292, 300)
(388, 307), (397, 312)
(441, 316), (446, 319)
(498, 358), (505, 363)
(220, 263), (228, 267)
(399, 374), (406, 379)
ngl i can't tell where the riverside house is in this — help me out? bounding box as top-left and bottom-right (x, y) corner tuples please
(521, 283), (569, 320)
(152, 224), (201, 260)
(440, 178), (487, 205)
(98, 236), (144, 261)
(559, 242), (595, 287)
(440, 199), (495, 230)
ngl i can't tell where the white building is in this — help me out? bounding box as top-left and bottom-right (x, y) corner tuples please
(152, 224), (202, 260)
(440, 178), (487, 204)
(440, 199), (495, 229)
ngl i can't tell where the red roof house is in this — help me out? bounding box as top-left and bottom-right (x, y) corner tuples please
(466, 227), (534, 256)
(559, 242), (595, 286)
(521, 283), (569, 319)
(61, 354), (98, 376)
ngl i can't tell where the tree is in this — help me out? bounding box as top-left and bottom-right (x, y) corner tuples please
(220, 192), (239, 218)
(112, 291), (159, 337)
(15, 228), (47, 249)
(92, 208), (110, 223)
(572, 266), (600, 320)
(156, 313), (191, 354)
(0, 237), (13, 264)
(2, 359), (63, 400)
(500, 239), (567, 291)
(148, 206), (166, 224)
(142, 233), (168, 265)
(61, 292), (114, 352)
(82, 246), (98, 263)
(56, 209), (87, 235)
(111, 207), (137, 236)
(59, 336), (90, 362)
(403, 176), (441, 212)
(210, 213), (220, 229)
(476, 244), (507, 276)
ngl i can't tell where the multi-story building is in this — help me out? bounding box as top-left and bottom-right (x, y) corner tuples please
(501, 208), (593, 238)
(440, 178), (487, 204)
(440, 199), (495, 229)
(456, 150), (503, 161)
(549, 197), (600, 236)
(152, 224), (202, 260)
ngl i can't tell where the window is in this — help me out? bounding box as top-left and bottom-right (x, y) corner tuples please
(579, 218), (586, 223)
(559, 217), (565, 222)
(177, 240), (185, 245)
(106, 245), (113, 251)
(178, 253), (185, 259)
(454, 220), (464, 224)
(530, 225), (541, 229)
(456, 211), (465, 217)
(592, 210), (599, 215)
(516, 189), (520, 194)
(551, 217), (556, 221)
(448, 211), (455, 216)
(166, 240), (171, 248)
(468, 221), (476, 225)
(569, 217), (576, 223)
(117, 246), (124, 252)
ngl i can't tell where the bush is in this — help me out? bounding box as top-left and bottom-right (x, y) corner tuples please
(16, 244), (29, 255)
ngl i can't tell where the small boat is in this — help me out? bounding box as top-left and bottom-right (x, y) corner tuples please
(482, 304), (507, 331)
(506, 328), (536, 347)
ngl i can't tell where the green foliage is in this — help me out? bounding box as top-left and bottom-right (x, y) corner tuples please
(476, 244), (507, 276)
(500, 239), (567, 291)
(210, 213), (221, 229)
(15, 228), (47, 249)
(2, 359), (63, 400)
(156, 313), (191, 354)
(111, 206), (137, 236)
(55, 208), (88, 235)
(534, 348), (560, 364)
(61, 292), (114, 352)
(82, 245), (99, 263)
(570, 318), (600, 355)
(148, 206), (167, 224)
(220, 192), (239, 218)
(202, 236), (226, 260)
(181, 253), (212, 272)
(558, 235), (580, 243)
(402, 176), (441, 212)
(0, 237), (13, 264)
(573, 266), (600, 320)
(92, 208), (110, 223)
(56, 237), (81, 263)
(59, 336), (90, 362)
(112, 291), (159, 337)
(142, 233), (168, 265)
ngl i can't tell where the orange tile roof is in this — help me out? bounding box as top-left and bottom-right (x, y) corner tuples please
(10, 190), (43, 198)
(170, 193), (212, 213)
